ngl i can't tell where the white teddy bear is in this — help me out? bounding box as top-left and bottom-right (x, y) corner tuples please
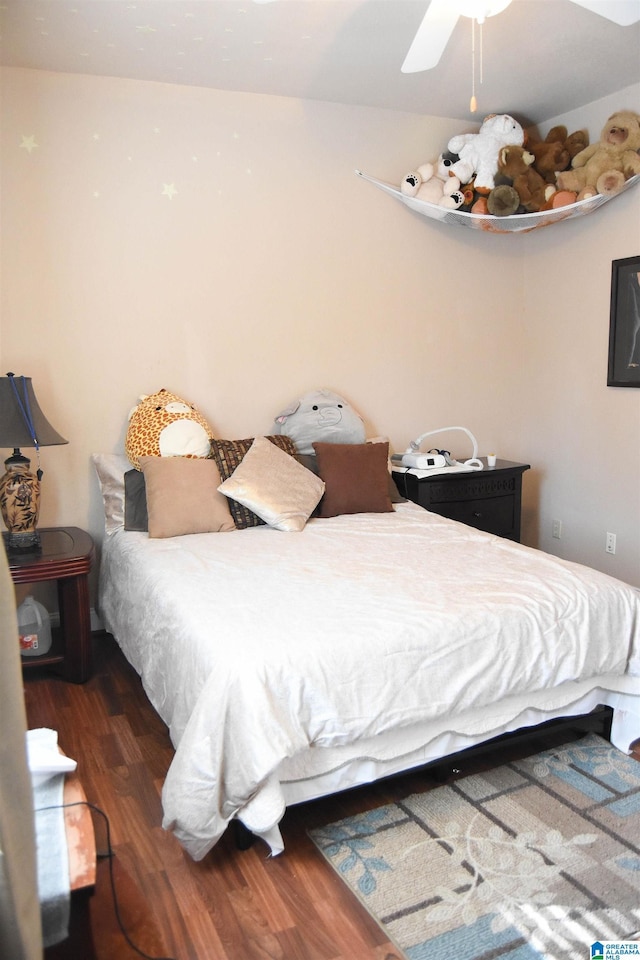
(401, 161), (464, 209)
(447, 114), (524, 193)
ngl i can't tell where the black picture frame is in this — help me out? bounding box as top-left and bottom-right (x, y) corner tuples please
(607, 255), (640, 387)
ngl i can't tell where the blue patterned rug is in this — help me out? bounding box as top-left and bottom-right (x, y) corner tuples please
(308, 734), (640, 960)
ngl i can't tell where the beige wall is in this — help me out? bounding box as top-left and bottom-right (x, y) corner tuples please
(517, 88), (640, 585)
(1, 67), (639, 593)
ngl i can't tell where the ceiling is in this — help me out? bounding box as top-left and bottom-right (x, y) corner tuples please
(1, 0), (639, 125)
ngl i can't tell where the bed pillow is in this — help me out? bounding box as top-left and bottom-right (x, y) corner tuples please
(92, 453), (131, 534)
(139, 456), (235, 538)
(312, 441), (394, 518)
(217, 436), (325, 532)
(209, 435), (297, 529)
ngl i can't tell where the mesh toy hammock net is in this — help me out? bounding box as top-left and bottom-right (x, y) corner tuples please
(355, 170), (640, 235)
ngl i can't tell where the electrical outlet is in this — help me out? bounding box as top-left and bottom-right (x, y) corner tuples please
(606, 532), (617, 555)
(552, 519), (562, 539)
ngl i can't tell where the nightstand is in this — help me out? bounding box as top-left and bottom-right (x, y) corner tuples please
(5, 527), (95, 683)
(392, 458), (530, 542)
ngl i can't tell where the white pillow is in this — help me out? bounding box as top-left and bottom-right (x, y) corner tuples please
(91, 453), (130, 534)
(218, 436), (324, 532)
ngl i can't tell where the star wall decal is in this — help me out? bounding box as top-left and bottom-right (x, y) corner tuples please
(162, 183), (178, 200)
(20, 135), (38, 154)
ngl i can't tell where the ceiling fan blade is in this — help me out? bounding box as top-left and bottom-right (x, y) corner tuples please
(401, 0), (460, 73)
(568, 0), (640, 25)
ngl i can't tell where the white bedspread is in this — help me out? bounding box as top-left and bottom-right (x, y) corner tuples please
(99, 502), (640, 860)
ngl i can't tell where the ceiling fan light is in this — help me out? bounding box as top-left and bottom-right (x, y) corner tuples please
(457, 0), (512, 24)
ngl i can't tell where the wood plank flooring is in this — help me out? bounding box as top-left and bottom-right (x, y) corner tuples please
(24, 634), (639, 960)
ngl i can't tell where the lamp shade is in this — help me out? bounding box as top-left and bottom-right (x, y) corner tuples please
(0, 375), (67, 449)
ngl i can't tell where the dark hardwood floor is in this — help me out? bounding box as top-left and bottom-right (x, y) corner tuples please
(24, 634), (639, 960)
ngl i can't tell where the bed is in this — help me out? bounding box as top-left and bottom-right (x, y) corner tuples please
(93, 445), (640, 862)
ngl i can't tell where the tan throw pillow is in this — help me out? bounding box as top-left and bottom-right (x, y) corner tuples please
(139, 456), (235, 538)
(312, 441), (394, 518)
(209, 435), (297, 529)
(218, 436), (325, 532)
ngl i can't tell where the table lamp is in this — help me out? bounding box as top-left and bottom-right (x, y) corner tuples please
(0, 373), (67, 551)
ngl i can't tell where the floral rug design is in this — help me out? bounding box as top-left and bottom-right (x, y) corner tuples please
(308, 734), (640, 960)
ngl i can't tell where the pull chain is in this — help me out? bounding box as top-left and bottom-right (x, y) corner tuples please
(470, 17), (477, 113)
(470, 17), (486, 114)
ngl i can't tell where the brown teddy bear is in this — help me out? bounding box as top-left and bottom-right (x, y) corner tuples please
(556, 110), (640, 200)
(528, 125), (589, 184)
(492, 144), (556, 213)
(564, 128), (590, 161)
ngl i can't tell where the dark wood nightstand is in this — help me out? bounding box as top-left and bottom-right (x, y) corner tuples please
(5, 527), (95, 683)
(393, 458), (530, 542)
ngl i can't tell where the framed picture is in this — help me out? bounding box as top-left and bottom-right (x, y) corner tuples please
(607, 255), (640, 387)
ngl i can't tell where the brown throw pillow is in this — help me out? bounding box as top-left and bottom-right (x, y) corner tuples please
(139, 456), (235, 538)
(296, 452), (405, 504)
(209, 436), (297, 528)
(312, 442), (394, 518)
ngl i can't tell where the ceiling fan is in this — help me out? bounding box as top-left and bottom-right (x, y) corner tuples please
(401, 0), (640, 73)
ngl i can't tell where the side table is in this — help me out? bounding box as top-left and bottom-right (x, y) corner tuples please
(392, 459), (530, 542)
(5, 527), (95, 683)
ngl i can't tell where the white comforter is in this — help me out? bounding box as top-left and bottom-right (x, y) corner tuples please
(99, 502), (640, 860)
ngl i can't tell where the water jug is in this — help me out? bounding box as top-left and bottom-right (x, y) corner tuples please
(18, 596), (52, 657)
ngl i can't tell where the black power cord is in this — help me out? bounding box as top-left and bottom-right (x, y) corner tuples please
(37, 800), (178, 960)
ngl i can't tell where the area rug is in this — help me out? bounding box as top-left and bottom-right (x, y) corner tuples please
(308, 734), (640, 960)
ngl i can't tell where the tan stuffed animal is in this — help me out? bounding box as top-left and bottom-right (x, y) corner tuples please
(556, 110), (640, 200)
(401, 162), (464, 209)
(125, 388), (214, 470)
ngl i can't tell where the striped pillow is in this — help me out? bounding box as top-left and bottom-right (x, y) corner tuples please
(209, 436), (297, 528)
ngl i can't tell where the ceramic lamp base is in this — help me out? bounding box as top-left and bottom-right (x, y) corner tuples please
(0, 452), (41, 551)
(5, 529), (41, 551)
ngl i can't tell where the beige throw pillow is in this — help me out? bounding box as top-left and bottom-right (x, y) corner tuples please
(217, 436), (325, 532)
(209, 435), (297, 528)
(139, 456), (235, 538)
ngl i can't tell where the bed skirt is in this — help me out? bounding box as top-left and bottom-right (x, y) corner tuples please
(241, 682), (640, 854)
